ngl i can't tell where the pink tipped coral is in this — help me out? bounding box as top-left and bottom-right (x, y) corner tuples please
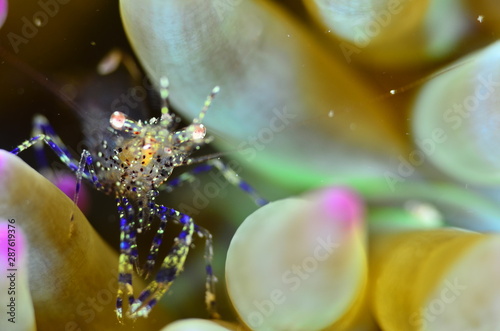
(226, 187), (372, 330)
(0, 219), (35, 330)
(0, 0), (7, 29)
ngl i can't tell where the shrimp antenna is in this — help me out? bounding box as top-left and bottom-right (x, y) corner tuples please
(374, 57), (475, 101)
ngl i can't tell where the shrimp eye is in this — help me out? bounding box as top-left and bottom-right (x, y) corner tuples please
(190, 124), (206, 142)
(110, 111), (126, 130)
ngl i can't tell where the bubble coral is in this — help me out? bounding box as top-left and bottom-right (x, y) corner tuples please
(3, 0), (500, 330)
